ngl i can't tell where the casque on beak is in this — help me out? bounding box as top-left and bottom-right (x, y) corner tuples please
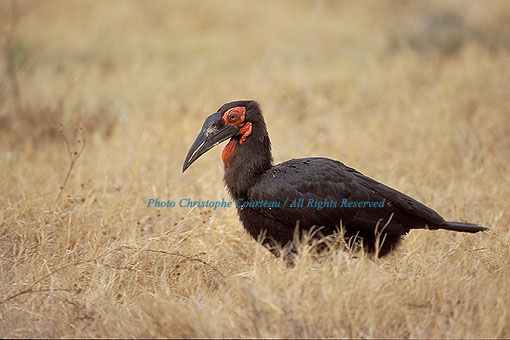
(182, 111), (239, 172)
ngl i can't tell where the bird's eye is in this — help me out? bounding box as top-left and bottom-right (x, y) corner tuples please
(229, 114), (238, 121)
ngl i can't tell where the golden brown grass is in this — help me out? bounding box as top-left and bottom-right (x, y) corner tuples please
(1, 1), (509, 338)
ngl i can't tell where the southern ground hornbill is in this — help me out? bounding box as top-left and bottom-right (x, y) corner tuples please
(183, 100), (486, 257)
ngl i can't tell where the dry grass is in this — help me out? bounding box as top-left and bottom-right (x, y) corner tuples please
(1, 0), (509, 338)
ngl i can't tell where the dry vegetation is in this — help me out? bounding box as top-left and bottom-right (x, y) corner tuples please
(1, 0), (509, 338)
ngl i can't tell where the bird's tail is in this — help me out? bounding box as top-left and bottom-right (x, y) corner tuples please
(437, 221), (488, 233)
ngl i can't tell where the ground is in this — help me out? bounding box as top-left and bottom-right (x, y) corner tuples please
(0, 1), (509, 338)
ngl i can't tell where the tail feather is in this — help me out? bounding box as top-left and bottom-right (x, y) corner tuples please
(438, 221), (488, 233)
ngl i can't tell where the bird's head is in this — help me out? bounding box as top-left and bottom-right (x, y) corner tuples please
(182, 100), (265, 172)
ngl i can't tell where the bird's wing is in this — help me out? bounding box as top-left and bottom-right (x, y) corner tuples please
(246, 157), (445, 235)
(350, 164), (446, 226)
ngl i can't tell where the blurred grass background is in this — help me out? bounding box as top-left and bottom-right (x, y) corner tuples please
(1, 0), (509, 338)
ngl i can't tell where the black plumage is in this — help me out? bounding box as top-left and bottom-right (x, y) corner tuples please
(183, 100), (487, 257)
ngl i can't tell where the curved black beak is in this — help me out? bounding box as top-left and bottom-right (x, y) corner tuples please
(183, 112), (239, 172)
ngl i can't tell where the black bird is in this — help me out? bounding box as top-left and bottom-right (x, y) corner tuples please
(183, 100), (487, 257)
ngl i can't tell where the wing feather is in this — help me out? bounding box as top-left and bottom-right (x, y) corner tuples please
(246, 157), (444, 235)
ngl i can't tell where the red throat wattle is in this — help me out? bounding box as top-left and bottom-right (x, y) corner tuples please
(221, 122), (252, 167)
(222, 140), (237, 167)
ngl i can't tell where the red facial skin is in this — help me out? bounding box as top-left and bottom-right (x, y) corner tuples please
(221, 107), (253, 167)
(222, 106), (246, 126)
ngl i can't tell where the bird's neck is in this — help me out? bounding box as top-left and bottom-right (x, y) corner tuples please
(223, 129), (272, 199)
